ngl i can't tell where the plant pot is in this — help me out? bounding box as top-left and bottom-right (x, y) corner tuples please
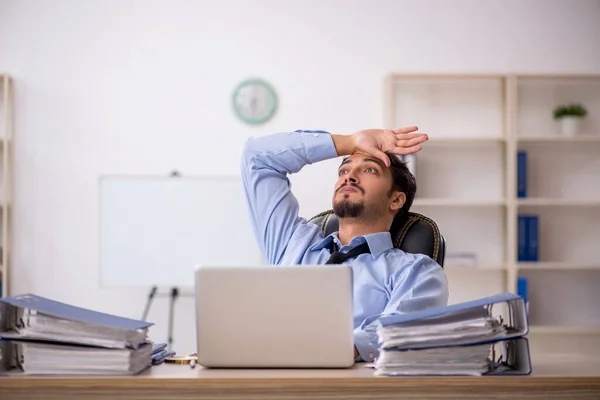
(558, 116), (582, 135)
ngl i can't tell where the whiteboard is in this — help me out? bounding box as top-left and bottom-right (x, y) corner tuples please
(99, 175), (264, 288)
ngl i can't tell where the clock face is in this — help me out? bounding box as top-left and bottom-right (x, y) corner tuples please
(232, 79), (277, 125)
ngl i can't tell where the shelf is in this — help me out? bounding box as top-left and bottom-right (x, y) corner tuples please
(517, 135), (600, 142)
(515, 74), (600, 80)
(388, 74), (506, 81)
(388, 76), (504, 138)
(518, 262), (600, 270)
(445, 264), (507, 271)
(414, 199), (506, 207)
(387, 73), (600, 328)
(426, 137), (506, 144)
(517, 198), (600, 207)
(529, 325), (600, 334)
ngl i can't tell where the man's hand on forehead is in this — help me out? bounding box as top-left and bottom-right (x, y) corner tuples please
(332, 126), (429, 167)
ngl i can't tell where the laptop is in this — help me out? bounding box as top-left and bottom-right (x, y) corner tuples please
(194, 264), (355, 368)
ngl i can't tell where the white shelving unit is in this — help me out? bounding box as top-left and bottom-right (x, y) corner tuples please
(0, 74), (12, 298)
(385, 73), (600, 332)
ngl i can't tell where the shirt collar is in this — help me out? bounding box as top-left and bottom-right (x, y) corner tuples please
(310, 231), (394, 259)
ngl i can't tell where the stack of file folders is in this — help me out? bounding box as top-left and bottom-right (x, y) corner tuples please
(373, 292), (531, 376)
(0, 293), (154, 375)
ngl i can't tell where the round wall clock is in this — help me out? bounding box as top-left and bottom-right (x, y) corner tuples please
(232, 78), (278, 125)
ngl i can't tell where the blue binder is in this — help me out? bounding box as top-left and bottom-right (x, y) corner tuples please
(518, 215), (528, 261)
(517, 150), (527, 198)
(0, 294), (152, 330)
(0, 339), (153, 375)
(527, 215), (539, 261)
(0, 294), (153, 349)
(518, 215), (539, 262)
(375, 293), (531, 376)
(379, 293), (528, 333)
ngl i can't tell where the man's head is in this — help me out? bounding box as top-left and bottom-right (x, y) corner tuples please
(332, 152), (416, 228)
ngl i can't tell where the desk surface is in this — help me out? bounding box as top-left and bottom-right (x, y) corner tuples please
(2, 333), (600, 400)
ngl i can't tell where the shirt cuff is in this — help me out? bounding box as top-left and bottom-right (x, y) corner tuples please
(354, 329), (379, 362)
(295, 130), (339, 164)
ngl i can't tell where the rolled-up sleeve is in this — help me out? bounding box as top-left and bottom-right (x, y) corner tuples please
(241, 130), (338, 264)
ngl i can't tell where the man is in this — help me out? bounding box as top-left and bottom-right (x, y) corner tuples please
(241, 126), (448, 362)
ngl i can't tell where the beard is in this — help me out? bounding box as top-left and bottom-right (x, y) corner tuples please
(333, 198), (365, 218)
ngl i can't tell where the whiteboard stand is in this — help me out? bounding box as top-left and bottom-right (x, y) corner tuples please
(141, 286), (158, 322)
(141, 286), (188, 350)
(167, 287), (179, 350)
(138, 172), (185, 350)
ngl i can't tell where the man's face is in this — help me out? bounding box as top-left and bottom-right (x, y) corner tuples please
(332, 153), (405, 220)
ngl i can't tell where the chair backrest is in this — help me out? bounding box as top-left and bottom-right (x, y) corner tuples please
(307, 210), (446, 268)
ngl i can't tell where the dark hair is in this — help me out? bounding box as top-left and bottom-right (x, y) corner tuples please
(387, 154), (417, 222)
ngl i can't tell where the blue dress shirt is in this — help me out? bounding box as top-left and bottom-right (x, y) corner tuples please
(241, 130), (449, 362)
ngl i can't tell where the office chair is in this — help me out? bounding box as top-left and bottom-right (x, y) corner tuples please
(307, 210), (446, 268)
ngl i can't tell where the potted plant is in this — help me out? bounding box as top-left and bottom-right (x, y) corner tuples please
(553, 103), (587, 135)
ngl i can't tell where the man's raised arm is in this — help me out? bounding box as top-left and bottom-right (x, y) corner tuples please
(241, 127), (429, 264)
(240, 130), (339, 264)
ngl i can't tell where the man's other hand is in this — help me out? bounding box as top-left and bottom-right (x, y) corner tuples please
(332, 126), (428, 167)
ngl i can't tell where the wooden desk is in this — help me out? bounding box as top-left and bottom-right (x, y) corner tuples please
(2, 333), (600, 400)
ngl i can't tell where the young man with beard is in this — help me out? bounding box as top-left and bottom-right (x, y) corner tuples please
(241, 127), (448, 362)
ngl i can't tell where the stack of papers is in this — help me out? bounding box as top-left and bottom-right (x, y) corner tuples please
(378, 308), (506, 350)
(6, 341), (153, 375)
(373, 292), (532, 376)
(0, 293), (154, 375)
(375, 342), (492, 376)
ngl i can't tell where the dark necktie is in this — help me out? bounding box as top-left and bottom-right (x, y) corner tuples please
(325, 242), (371, 264)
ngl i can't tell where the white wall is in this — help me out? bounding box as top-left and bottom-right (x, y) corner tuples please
(1, 0), (599, 353)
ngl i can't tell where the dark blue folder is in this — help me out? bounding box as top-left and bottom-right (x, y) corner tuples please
(379, 292), (526, 329)
(375, 292), (531, 376)
(0, 294), (152, 330)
